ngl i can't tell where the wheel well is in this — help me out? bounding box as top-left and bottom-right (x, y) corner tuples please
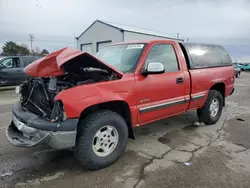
(210, 83), (225, 106)
(79, 101), (135, 139)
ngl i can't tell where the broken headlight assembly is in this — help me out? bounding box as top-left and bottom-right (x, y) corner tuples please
(50, 100), (67, 122)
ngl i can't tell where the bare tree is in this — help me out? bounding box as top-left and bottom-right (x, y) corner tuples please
(35, 46), (41, 54)
(21, 44), (29, 49)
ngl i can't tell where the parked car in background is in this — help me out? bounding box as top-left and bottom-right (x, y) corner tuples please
(241, 63), (250, 71)
(233, 63), (241, 78)
(0, 56), (41, 86)
(6, 41), (234, 170)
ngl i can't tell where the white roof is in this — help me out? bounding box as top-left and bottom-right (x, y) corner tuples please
(99, 20), (182, 41)
(77, 20), (183, 41)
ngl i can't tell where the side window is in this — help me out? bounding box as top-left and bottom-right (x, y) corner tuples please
(145, 44), (179, 72)
(22, 57), (34, 67)
(214, 46), (232, 65)
(187, 45), (222, 68)
(1, 58), (13, 68)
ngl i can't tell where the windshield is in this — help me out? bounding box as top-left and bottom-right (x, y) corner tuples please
(95, 43), (145, 73)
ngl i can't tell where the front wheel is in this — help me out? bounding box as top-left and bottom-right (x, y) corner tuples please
(197, 90), (223, 125)
(75, 110), (128, 170)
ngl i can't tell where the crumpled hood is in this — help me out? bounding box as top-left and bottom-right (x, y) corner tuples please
(24, 47), (124, 77)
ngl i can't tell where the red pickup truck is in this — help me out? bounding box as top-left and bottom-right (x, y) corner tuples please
(6, 40), (234, 170)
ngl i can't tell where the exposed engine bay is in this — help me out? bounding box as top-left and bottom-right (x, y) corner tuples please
(20, 67), (121, 122)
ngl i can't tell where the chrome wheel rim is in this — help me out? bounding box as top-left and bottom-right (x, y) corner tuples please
(210, 98), (219, 117)
(92, 125), (119, 157)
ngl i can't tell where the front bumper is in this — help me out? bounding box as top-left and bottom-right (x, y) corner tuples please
(0, 79), (12, 86)
(6, 102), (78, 149)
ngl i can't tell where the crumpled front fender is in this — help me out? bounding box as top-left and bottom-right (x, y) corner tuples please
(54, 85), (130, 118)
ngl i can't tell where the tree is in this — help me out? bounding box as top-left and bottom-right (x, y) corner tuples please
(41, 49), (49, 55)
(21, 44), (29, 49)
(17, 45), (30, 55)
(35, 46), (41, 54)
(2, 41), (19, 56)
(2, 41), (30, 56)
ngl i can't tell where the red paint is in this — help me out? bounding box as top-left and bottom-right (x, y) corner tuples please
(29, 40), (235, 127)
(24, 47), (123, 77)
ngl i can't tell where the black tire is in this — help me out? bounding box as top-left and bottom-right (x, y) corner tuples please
(197, 108), (201, 119)
(74, 110), (128, 170)
(197, 90), (223, 125)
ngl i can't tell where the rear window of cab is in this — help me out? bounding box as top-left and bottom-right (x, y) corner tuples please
(184, 44), (233, 69)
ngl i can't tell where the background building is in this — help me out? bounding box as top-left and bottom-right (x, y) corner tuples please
(76, 20), (184, 54)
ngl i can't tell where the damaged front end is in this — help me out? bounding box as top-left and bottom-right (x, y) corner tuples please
(6, 48), (123, 149)
(20, 77), (69, 123)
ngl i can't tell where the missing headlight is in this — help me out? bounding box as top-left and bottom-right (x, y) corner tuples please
(50, 100), (66, 122)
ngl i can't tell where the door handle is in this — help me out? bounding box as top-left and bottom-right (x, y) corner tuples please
(176, 77), (184, 84)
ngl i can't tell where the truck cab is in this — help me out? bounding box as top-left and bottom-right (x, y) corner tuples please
(6, 40), (235, 170)
(0, 56), (40, 86)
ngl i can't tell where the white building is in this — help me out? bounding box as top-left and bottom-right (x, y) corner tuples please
(76, 20), (184, 54)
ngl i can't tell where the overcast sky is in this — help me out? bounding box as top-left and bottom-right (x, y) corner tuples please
(1, 0), (250, 61)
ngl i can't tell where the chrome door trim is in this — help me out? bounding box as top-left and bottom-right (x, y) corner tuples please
(139, 99), (186, 114)
(191, 93), (206, 101)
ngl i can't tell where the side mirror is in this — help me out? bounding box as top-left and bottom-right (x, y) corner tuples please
(142, 62), (165, 75)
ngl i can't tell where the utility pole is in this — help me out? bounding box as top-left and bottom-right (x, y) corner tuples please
(177, 32), (179, 38)
(29, 34), (35, 55)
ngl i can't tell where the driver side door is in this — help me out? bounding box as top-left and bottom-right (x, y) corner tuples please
(136, 43), (189, 125)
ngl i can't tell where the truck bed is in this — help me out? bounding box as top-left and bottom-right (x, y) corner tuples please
(179, 43), (234, 111)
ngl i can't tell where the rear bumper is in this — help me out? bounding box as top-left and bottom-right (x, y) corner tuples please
(5, 102), (78, 149)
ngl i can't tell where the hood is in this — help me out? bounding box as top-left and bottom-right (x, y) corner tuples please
(24, 47), (124, 77)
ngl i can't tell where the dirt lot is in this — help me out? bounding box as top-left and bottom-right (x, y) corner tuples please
(1, 73), (250, 188)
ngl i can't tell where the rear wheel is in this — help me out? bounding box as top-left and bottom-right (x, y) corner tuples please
(75, 110), (128, 170)
(197, 90), (223, 125)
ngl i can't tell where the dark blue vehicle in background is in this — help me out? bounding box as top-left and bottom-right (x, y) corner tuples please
(0, 56), (41, 86)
